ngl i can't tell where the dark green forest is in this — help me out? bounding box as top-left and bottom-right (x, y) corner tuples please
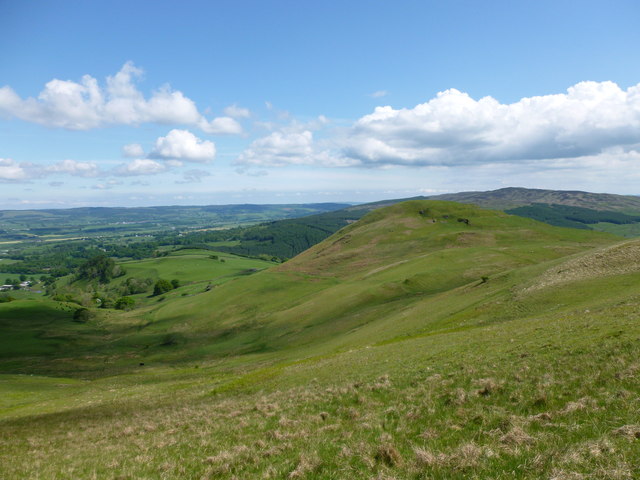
(505, 203), (640, 229)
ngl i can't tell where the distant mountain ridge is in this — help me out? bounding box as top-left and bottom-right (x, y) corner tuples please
(165, 188), (640, 259)
(427, 187), (640, 213)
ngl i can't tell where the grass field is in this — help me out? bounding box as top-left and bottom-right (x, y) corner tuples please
(1, 200), (638, 479)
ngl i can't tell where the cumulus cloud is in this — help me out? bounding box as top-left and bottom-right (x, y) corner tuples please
(46, 159), (100, 177)
(340, 81), (640, 167)
(148, 129), (216, 162)
(122, 143), (144, 157)
(199, 116), (242, 135)
(0, 62), (242, 134)
(224, 104), (251, 118)
(236, 131), (316, 166)
(0, 158), (30, 182)
(235, 127), (355, 168)
(116, 158), (166, 176)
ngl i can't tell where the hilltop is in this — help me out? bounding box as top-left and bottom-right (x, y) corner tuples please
(428, 186), (640, 212)
(1, 200), (639, 479)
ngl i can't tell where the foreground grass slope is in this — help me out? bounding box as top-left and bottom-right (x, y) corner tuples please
(1, 200), (639, 479)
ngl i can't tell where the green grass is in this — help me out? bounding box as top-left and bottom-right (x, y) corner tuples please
(1, 200), (639, 479)
(591, 221), (640, 237)
(119, 248), (273, 284)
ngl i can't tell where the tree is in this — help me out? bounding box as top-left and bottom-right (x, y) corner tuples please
(0, 294), (15, 303)
(170, 279), (180, 289)
(73, 308), (92, 323)
(115, 296), (135, 310)
(153, 279), (173, 296)
(77, 254), (116, 283)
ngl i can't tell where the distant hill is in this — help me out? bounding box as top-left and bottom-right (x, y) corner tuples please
(427, 187), (640, 213)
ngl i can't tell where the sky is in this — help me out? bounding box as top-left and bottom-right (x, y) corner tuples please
(1, 0), (640, 209)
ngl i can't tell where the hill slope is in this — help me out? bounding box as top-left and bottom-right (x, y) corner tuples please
(1, 200), (639, 479)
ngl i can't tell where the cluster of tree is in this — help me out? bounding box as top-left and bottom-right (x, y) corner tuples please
(121, 277), (154, 295)
(153, 279), (180, 296)
(4, 277), (24, 290)
(76, 254), (125, 283)
(100, 241), (159, 260)
(2, 241), (108, 276)
(506, 203), (640, 230)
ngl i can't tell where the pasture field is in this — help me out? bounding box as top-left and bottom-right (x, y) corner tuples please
(0, 200), (639, 479)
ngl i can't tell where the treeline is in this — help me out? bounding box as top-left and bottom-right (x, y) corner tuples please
(506, 203), (640, 230)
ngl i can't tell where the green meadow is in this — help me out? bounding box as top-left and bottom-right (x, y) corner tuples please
(1, 200), (639, 479)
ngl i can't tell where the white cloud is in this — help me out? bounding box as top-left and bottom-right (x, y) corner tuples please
(148, 129), (216, 162)
(236, 131), (315, 166)
(46, 159), (100, 177)
(116, 158), (166, 176)
(199, 116), (242, 135)
(340, 81), (640, 167)
(224, 104), (251, 118)
(370, 90), (388, 98)
(122, 143), (144, 157)
(0, 62), (242, 134)
(0, 158), (29, 182)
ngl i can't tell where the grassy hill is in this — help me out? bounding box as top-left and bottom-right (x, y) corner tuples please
(157, 189), (640, 266)
(1, 200), (639, 479)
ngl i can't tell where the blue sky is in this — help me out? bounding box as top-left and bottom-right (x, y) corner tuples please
(1, 0), (640, 208)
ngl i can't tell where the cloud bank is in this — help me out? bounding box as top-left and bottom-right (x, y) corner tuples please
(236, 81), (640, 170)
(0, 62), (242, 134)
(342, 81), (640, 167)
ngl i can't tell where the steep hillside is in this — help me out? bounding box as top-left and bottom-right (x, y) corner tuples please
(428, 187), (640, 213)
